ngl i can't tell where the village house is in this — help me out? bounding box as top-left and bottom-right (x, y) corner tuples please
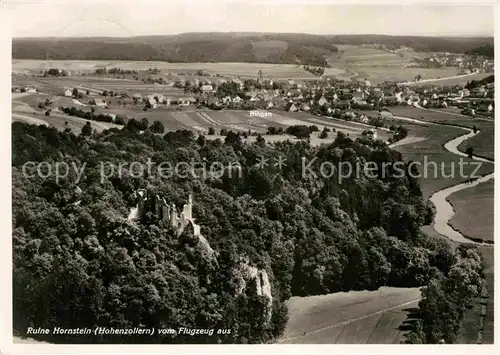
(288, 103), (298, 112)
(64, 89), (72, 97)
(343, 111), (356, 120)
(351, 90), (369, 104)
(365, 128), (377, 140)
(359, 114), (369, 124)
(232, 78), (244, 90)
(179, 97), (196, 106)
(318, 96), (328, 106)
(147, 97), (158, 109)
(201, 84), (214, 93)
(301, 103), (311, 112)
(232, 96), (243, 104)
(25, 86), (37, 93)
(93, 99), (107, 108)
(132, 93), (143, 103)
(471, 86), (487, 97)
(156, 94), (166, 103)
(339, 88), (353, 100)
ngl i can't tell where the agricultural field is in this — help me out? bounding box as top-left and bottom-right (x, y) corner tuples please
(350, 67), (461, 85)
(12, 60), (319, 80)
(388, 106), (494, 160)
(448, 180), (494, 242)
(325, 45), (464, 84)
(329, 45), (422, 67)
(278, 287), (421, 344)
(13, 75), (187, 98)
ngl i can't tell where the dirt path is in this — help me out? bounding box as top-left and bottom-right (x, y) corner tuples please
(389, 136), (427, 148)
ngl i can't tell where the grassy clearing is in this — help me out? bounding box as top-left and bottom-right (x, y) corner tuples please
(448, 180), (494, 242)
(278, 287), (420, 344)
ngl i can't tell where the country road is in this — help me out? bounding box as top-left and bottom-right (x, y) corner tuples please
(401, 72), (488, 86)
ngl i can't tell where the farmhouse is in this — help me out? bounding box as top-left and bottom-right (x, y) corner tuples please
(64, 89), (72, 97)
(288, 103), (298, 112)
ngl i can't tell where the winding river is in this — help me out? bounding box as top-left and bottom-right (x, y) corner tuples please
(390, 113), (494, 245)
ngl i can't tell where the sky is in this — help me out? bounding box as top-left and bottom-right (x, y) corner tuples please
(3, 0), (495, 38)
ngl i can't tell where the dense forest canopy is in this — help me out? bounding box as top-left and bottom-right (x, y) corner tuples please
(12, 122), (483, 343)
(12, 33), (493, 65)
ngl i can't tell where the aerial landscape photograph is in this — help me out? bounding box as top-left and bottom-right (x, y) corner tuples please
(4, 0), (497, 348)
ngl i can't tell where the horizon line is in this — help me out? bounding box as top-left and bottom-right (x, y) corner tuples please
(12, 31), (495, 39)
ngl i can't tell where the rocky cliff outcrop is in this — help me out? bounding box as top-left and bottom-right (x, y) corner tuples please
(234, 256), (273, 325)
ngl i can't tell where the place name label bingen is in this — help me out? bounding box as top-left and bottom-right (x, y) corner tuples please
(27, 326), (230, 336)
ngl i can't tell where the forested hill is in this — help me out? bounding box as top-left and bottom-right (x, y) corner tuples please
(12, 33), (337, 67)
(12, 123), (484, 344)
(326, 35), (493, 53)
(12, 33), (493, 66)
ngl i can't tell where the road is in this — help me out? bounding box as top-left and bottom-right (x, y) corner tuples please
(400, 72), (487, 86)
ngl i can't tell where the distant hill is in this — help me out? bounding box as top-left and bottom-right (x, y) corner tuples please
(12, 33), (493, 66)
(465, 44), (494, 59)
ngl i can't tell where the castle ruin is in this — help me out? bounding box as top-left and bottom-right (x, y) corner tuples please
(129, 191), (214, 258)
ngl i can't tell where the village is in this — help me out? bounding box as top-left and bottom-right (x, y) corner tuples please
(11, 62), (495, 134)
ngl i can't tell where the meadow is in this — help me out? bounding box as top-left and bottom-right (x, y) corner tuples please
(388, 106), (494, 160)
(386, 120), (493, 198)
(448, 180), (494, 242)
(278, 287), (421, 344)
